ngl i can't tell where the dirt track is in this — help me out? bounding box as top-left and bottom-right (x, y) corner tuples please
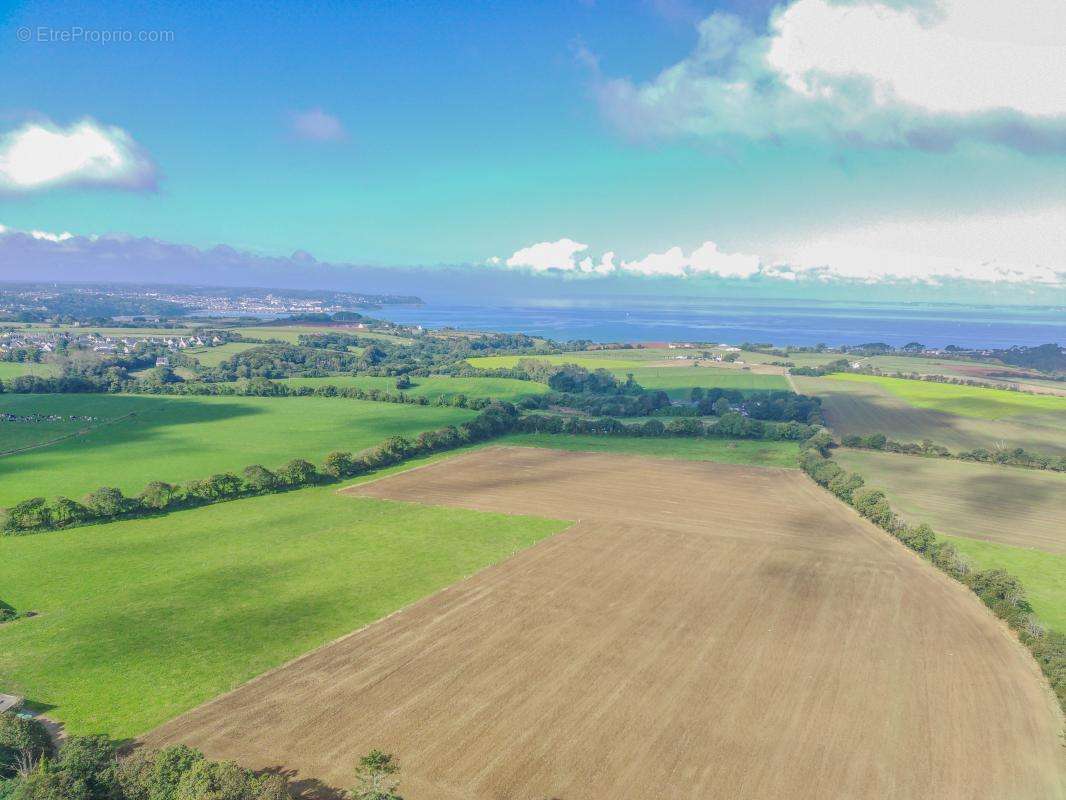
(146, 446), (1066, 799)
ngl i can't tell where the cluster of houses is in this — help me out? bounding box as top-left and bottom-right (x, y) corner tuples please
(0, 329), (226, 357)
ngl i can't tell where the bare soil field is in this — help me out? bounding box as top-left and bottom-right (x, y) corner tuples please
(146, 447), (1066, 800)
(794, 375), (1066, 455)
(835, 449), (1066, 555)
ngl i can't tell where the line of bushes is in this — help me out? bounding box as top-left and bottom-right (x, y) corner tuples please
(0, 403), (522, 536)
(515, 411), (818, 441)
(0, 374), (497, 410)
(0, 711), (406, 800)
(869, 367), (1059, 398)
(800, 431), (1066, 712)
(840, 432), (1066, 472)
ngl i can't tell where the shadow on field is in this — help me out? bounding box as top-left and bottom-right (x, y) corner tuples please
(260, 767), (344, 800)
(0, 395), (261, 482)
(960, 471), (1060, 517)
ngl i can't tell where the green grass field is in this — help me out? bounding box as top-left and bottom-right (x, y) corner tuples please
(0, 394), (474, 505)
(834, 449), (1066, 555)
(945, 536), (1066, 633)
(185, 342), (263, 367)
(827, 373), (1066, 420)
(236, 325), (411, 345)
(468, 354), (787, 398)
(0, 361), (61, 380)
(623, 366), (787, 397)
(0, 468), (566, 737)
(275, 374), (549, 402)
(468, 353), (650, 371)
(0, 394), (142, 453)
(500, 434), (799, 468)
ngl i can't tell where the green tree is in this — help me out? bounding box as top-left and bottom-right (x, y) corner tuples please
(240, 465), (277, 493)
(138, 482), (178, 511)
(0, 713), (52, 777)
(712, 397), (731, 416)
(322, 451), (355, 479)
(83, 487), (125, 518)
(350, 750), (402, 800)
(49, 497), (90, 528)
(7, 498), (51, 531)
(278, 459), (318, 487)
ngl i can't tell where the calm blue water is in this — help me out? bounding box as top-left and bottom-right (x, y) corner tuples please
(375, 299), (1065, 349)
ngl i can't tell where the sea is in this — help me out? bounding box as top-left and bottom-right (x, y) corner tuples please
(372, 299), (1065, 350)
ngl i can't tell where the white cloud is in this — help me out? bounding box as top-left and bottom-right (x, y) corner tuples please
(289, 108), (347, 142)
(0, 119), (157, 192)
(594, 0), (1066, 152)
(765, 0), (1066, 118)
(771, 205), (1066, 284)
(498, 209), (1066, 285)
(502, 238), (764, 278)
(505, 238), (590, 271)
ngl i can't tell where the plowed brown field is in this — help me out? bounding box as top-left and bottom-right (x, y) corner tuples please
(146, 446), (1066, 800)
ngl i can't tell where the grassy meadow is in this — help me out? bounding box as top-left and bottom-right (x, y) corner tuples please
(827, 373), (1066, 420)
(0, 361), (61, 379)
(274, 374), (549, 402)
(945, 536), (1066, 633)
(184, 341), (262, 366)
(500, 433), (799, 468)
(236, 324), (412, 345)
(0, 470), (567, 738)
(468, 354), (788, 397)
(0, 393), (474, 505)
(834, 449), (1066, 555)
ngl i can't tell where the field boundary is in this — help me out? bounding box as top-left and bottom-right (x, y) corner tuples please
(0, 411), (140, 457)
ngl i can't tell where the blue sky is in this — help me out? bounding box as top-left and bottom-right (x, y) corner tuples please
(1, 0), (1065, 297)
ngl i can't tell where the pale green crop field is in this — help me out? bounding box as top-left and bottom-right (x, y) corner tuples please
(827, 373), (1066, 420)
(468, 353), (651, 371)
(468, 354), (788, 397)
(0, 393), (474, 505)
(237, 325), (412, 345)
(275, 374), (548, 401)
(185, 341), (262, 366)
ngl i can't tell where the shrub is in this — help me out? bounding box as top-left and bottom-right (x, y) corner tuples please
(241, 465), (278, 493)
(83, 487), (125, 518)
(138, 482), (178, 511)
(278, 459), (318, 487)
(322, 451), (356, 479)
(6, 499), (51, 532)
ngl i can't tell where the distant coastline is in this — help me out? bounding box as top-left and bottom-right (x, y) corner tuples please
(372, 298), (1066, 349)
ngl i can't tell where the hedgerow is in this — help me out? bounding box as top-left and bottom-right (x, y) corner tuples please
(0, 403), (522, 536)
(800, 434), (1066, 712)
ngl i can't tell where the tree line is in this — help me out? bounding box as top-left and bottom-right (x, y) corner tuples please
(800, 432), (1066, 714)
(1, 403), (521, 537)
(0, 375), (494, 412)
(516, 411), (817, 441)
(841, 432), (1066, 472)
(0, 714), (404, 800)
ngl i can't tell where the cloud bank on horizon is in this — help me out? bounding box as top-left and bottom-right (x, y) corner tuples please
(495, 203), (1066, 286)
(592, 0), (1066, 153)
